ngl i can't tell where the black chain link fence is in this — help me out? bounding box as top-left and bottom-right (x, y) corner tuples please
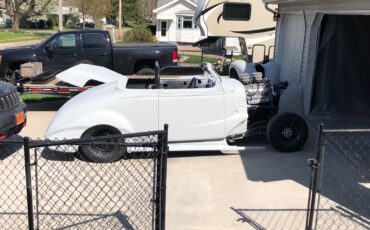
(0, 127), (168, 230)
(306, 124), (370, 230)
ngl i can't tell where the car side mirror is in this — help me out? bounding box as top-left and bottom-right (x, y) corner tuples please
(45, 43), (54, 53)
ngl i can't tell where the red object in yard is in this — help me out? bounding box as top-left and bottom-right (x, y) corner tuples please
(0, 135), (6, 140)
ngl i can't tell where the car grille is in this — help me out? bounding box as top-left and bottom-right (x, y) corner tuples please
(0, 92), (21, 111)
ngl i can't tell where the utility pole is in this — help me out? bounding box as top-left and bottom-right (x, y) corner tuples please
(119, 0), (122, 40)
(58, 0), (63, 31)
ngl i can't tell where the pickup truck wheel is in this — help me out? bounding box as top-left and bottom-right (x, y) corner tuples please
(80, 125), (126, 163)
(267, 113), (308, 152)
(136, 68), (155, 75)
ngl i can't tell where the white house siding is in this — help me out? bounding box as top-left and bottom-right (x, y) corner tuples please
(156, 0), (203, 43)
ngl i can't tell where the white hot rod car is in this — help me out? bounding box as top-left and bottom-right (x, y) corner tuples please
(45, 63), (249, 162)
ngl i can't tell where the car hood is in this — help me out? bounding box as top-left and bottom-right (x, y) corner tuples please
(0, 81), (16, 96)
(56, 64), (126, 87)
(0, 45), (35, 54)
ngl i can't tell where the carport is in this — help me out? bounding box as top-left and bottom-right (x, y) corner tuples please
(266, 0), (370, 128)
(311, 15), (370, 120)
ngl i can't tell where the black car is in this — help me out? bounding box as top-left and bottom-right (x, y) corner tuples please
(77, 22), (95, 28)
(0, 30), (178, 83)
(0, 81), (26, 139)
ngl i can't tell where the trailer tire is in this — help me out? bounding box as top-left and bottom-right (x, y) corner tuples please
(80, 125), (126, 163)
(267, 113), (308, 152)
(136, 68), (155, 75)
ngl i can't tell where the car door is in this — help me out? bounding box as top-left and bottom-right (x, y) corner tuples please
(158, 81), (225, 142)
(78, 32), (112, 69)
(42, 33), (79, 72)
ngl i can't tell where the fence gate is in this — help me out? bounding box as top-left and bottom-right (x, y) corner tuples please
(306, 124), (370, 230)
(0, 126), (168, 230)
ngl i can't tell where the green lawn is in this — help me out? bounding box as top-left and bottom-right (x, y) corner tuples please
(0, 31), (47, 44)
(180, 54), (218, 64)
(21, 93), (67, 103)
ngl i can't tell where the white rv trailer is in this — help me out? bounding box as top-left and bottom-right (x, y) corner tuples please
(196, 0), (370, 127)
(194, 0), (277, 60)
(195, 0), (276, 37)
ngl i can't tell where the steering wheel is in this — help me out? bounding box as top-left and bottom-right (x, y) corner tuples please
(188, 77), (197, 88)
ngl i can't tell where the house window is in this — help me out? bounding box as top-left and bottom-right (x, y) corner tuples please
(161, 21), (167, 37)
(177, 17), (181, 29)
(176, 16), (195, 30)
(183, 16), (193, 29)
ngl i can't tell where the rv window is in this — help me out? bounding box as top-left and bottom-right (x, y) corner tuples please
(223, 3), (251, 21)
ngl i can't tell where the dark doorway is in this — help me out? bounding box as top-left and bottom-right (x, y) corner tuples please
(311, 15), (370, 120)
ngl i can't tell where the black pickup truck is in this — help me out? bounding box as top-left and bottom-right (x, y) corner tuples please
(0, 30), (178, 83)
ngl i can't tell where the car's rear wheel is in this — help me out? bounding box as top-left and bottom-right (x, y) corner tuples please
(136, 68), (155, 75)
(80, 125), (126, 163)
(267, 113), (309, 152)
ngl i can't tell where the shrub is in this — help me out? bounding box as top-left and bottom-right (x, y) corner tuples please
(47, 16), (57, 29)
(123, 27), (152, 43)
(147, 24), (156, 35)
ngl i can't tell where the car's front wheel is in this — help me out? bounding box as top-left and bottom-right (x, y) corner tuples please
(136, 68), (155, 75)
(267, 113), (309, 152)
(80, 125), (126, 163)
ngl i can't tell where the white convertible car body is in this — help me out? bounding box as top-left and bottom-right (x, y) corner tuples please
(45, 64), (248, 152)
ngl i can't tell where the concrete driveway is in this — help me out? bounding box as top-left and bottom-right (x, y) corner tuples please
(19, 101), (316, 230)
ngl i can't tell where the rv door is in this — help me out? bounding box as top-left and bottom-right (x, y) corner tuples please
(195, 0), (276, 37)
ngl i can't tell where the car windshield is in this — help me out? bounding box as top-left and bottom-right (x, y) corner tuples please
(126, 65), (218, 90)
(204, 63), (222, 82)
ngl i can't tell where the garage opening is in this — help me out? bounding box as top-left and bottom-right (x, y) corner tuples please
(311, 15), (370, 121)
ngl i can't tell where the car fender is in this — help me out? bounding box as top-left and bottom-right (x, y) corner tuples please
(229, 60), (257, 78)
(45, 110), (134, 140)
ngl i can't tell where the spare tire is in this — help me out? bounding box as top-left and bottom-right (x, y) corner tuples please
(267, 113), (308, 152)
(80, 125), (126, 163)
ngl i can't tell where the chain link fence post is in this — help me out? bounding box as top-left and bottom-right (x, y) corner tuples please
(306, 123), (325, 230)
(161, 124), (169, 230)
(156, 124), (169, 230)
(23, 137), (35, 230)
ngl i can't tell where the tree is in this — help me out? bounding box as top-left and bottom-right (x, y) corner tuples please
(66, 0), (88, 29)
(88, 0), (112, 23)
(5, 0), (54, 31)
(122, 0), (140, 24)
(67, 0), (111, 29)
(111, 0), (142, 25)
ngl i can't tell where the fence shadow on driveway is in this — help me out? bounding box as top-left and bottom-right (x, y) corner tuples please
(231, 207), (308, 230)
(231, 207), (363, 230)
(237, 135), (314, 187)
